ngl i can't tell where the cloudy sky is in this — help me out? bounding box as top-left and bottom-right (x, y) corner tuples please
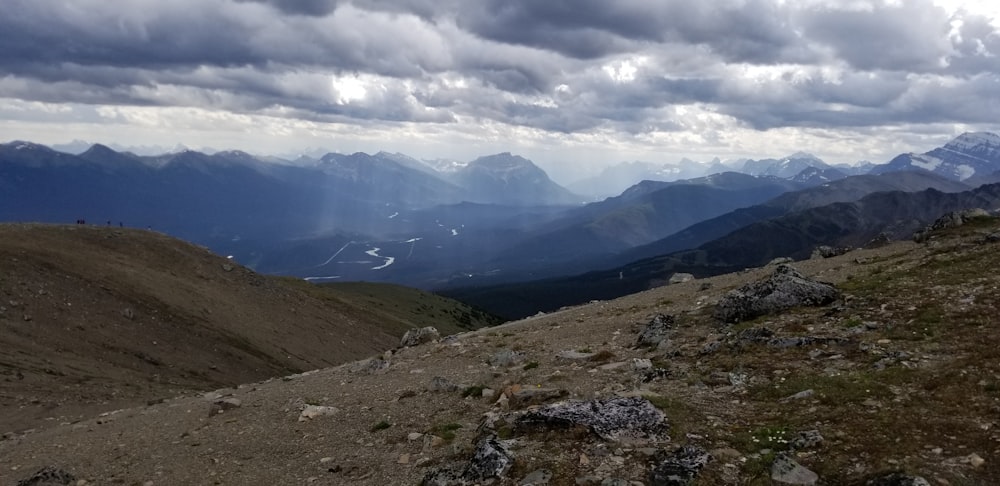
(2, 0), (999, 182)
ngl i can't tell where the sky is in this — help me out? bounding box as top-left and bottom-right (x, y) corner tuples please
(2, 0), (1000, 183)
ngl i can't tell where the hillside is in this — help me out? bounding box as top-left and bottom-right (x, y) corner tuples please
(0, 224), (497, 433)
(2, 215), (999, 484)
(449, 183), (1000, 320)
(616, 171), (970, 265)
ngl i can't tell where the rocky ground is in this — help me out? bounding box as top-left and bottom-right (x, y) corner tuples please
(2, 215), (1000, 485)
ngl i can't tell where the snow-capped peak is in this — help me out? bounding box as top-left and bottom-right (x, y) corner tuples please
(422, 158), (468, 172)
(945, 132), (1000, 152)
(784, 151), (822, 162)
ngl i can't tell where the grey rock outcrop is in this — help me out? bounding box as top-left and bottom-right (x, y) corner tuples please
(649, 445), (711, 485)
(713, 265), (840, 323)
(668, 273), (694, 284)
(811, 245), (851, 259)
(489, 349), (527, 367)
(865, 472), (931, 486)
(16, 466), (75, 486)
(789, 429), (823, 450)
(771, 454), (818, 485)
(914, 208), (993, 242)
(351, 357), (390, 374)
(422, 435), (514, 486)
(515, 396), (667, 441)
(209, 397), (242, 416)
(401, 326), (440, 347)
(637, 313), (675, 348)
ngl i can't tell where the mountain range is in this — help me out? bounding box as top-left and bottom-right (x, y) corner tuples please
(6, 132), (1000, 319)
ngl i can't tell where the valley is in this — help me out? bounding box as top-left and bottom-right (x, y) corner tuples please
(6, 133), (1000, 319)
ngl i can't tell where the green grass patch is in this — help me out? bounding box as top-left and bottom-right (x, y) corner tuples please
(430, 423), (463, 441)
(751, 369), (909, 405)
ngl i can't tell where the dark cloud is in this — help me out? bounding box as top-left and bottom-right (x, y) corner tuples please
(798, 1), (953, 72)
(234, 0), (340, 16)
(0, 0), (998, 140)
(457, 0), (797, 62)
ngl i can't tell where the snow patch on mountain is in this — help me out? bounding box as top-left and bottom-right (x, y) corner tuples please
(910, 154), (943, 171)
(956, 164), (976, 180)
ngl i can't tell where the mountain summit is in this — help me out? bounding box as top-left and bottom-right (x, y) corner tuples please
(872, 131), (1000, 181)
(453, 153), (581, 206)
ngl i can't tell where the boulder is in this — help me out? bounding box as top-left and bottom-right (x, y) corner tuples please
(515, 396), (667, 441)
(464, 435), (515, 481)
(16, 466), (75, 486)
(351, 357), (390, 374)
(637, 314), (675, 348)
(649, 445), (711, 486)
(209, 397), (242, 416)
(865, 473), (931, 486)
(789, 429), (824, 450)
(489, 349), (527, 367)
(401, 326), (441, 347)
(811, 245), (851, 259)
(668, 273), (695, 284)
(771, 454), (818, 485)
(422, 435), (514, 486)
(713, 265), (840, 324)
(298, 405), (339, 422)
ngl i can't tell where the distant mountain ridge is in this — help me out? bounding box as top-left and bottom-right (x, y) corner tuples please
(6, 132), (1000, 302)
(613, 170), (969, 266)
(446, 182), (1000, 319)
(871, 132), (1000, 181)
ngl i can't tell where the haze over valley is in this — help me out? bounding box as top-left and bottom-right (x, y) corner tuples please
(5, 131), (1000, 318)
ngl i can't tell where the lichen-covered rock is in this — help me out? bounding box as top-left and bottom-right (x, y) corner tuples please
(713, 265), (840, 324)
(515, 396), (668, 441)
(865, 472), (931, 486)
(789, 429), (824, 450)
(649, 445), (711, 485)
(401, 326), (440, 347)
(811, 245), (851, 259)
(421, 435), (514, 486)
(16, 466), (75, 486)
(464, 435), (515, 482)
(637, 313), (675, 348)
(771, 453), (818, 485)
(489, 349), (527, 367)
(351, 357), (390, 374)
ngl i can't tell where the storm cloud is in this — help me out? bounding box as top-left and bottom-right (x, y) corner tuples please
(1, 0), (999, 164)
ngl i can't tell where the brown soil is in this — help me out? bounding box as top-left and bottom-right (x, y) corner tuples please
(0, 224), (400, 434)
